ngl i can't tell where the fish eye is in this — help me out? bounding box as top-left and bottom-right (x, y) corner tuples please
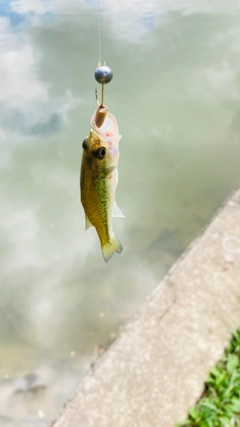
(94, 146), (106, 159)
(82, 139), (88, 150)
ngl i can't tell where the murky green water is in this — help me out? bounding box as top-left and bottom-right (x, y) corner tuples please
(1, 0), (240, 424)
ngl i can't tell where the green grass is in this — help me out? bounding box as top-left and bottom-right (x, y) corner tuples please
(176, 328), (240, 427)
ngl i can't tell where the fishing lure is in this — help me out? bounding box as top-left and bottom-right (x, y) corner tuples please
(80, 65), (124, 262)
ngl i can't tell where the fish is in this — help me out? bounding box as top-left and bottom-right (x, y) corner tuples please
(80, 108), (124, 262)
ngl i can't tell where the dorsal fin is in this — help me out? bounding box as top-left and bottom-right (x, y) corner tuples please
(85, 214), (93, 230)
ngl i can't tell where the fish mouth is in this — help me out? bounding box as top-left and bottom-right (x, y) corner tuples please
(91, 111), (121, 143)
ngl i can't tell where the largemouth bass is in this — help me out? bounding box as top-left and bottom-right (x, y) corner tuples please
(80, 109), (124, 262)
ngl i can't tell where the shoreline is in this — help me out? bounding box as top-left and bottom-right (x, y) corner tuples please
(52, 186), (240, 427)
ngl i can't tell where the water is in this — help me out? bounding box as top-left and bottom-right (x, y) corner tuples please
(1, 0), (240, 424)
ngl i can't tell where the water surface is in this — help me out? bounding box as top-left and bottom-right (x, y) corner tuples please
(1, 0), (240, 424)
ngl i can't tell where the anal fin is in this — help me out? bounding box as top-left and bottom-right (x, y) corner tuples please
(113, 200), (125, 218)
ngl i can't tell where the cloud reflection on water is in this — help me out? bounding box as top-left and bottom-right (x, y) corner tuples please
(1, 0), (240, 423)
(0, 12), (80, 170)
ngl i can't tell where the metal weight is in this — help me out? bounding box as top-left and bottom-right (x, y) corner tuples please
(94, 65), (113, 84)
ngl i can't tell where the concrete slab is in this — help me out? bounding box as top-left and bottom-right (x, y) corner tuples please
(51, 187), (240, 427)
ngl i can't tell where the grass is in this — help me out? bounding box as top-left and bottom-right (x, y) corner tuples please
(176, 328), (240, 427)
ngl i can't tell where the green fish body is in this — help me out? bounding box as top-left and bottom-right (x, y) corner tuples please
(80, 110), (124, 262)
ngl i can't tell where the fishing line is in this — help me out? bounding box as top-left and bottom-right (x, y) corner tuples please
(98, 0), (101, 64)
(94, 0), (113, 106)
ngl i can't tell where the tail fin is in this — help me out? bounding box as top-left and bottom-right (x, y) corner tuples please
(101, 235), (123, 263)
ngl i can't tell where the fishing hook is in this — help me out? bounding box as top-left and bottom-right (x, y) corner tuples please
(95, 85), (104, 107)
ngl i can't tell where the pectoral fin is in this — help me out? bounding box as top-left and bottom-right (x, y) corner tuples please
(85, 214), (93, 230)
(113, 201), (125, 218)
